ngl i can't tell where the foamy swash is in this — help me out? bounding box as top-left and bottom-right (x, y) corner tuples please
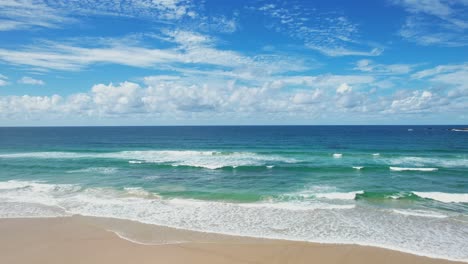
(0, 180), (467, 261)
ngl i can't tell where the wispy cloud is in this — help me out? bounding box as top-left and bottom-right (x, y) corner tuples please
(0, 0), (73, 31)
(412, 63), (468, 91)
(354, 59), (414, 75)
(0, 31), (312, 81)
(0, 0), (197, 31)
(18, 76), (45, 85)
(0, 74), (8, 86)
(392, 0), (468, 46)
(251, 1), (383, 56)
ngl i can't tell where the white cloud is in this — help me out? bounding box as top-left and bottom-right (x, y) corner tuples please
(292, 89), (322, 104)
(412, 63), (467, 79)
(393, 0), (468, 46)
(0, 0), (74, 31)
(307, 46), (383, 57)
(0, 74), (8, 86)
(412, 63), (468, 90)
(264, 75), (374, 90)
(355, 59), (414, 74)
(0, 76), (465, 124)
(0, 0), (197, 31)
(252, 1), (382, 57)
(0, 32), (312, 86)
(18, 76), (45, 85)
(337, 83), (352, 94)
(387, 90), (435, 113)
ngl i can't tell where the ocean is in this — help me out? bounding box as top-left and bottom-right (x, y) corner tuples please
(0, 126), (467, 261)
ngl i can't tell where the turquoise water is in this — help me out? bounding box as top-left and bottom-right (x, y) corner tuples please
(0, 126), (467, 260)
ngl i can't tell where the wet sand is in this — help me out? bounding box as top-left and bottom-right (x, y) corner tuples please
(0, 216), (463, 264)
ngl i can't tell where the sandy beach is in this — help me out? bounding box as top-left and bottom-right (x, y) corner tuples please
(0, 216), (463, 264)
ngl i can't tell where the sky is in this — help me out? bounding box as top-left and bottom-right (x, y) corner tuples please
(0, 0), (467, 126)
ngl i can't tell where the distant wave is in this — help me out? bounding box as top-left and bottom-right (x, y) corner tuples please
(390, 167), (438, 172)
(0, 150), (297, 170)
(387, 156), (468, 168)
(352, 166), (364, 170)
(67, 167), (118, 174)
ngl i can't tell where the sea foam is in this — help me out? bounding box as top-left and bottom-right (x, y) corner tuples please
(0, 180), (467, 261)
(412, 192), (468, 203)
(390, 167), (438, 172)
(0, 151), (296, 170)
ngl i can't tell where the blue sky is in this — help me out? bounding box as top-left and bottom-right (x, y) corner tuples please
(0, 0), (467, 125)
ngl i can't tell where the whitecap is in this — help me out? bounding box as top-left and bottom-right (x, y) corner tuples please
(314, 191), (364, 200)
(333, 153), (342, 158)
(67, 167), (118, 174)
(389, 167), (438, 172)
(0, 150), (296, 170)
(352, 166), (364, 170)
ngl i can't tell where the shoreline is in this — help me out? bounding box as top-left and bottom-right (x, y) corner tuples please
(0, 215), (464, 264)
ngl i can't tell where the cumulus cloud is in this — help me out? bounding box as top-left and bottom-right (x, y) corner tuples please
(292, 89), (323, 104)
(387, 90), (434, 114)
(18, 76), (45, 85)
(0, 74), (465, 124)
(336, 83), (352, 94)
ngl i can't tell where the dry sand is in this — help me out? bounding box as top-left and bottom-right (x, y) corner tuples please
(0, 216), (463, 264)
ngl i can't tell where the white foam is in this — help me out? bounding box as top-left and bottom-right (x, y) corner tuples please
(372, 153), (380, 156)
(123, 187), (157, 198)
(391, 209), (448, 219)
(280, 186), (363, 201)
(390, 167), (438, 172)
(128, 160), (144, 164)
(0, 151), (296, 170)
(266, 165), (274, 169)
(110, 230), (187, 246)
(0, 180), (467, 261)
(314, 191), (364, 200)
(333, 153), (342, 158)
(387, 156), (468, 168)
(67, 167), (118, 174)
(413, 192), (468, 203)
(352, 166), (364, 170)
